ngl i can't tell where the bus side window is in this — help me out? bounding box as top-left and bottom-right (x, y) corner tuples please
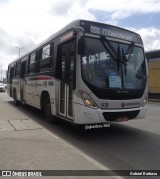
(21, 61), (27, 78)
(15, 60), (21, 77)
(39, 43), (53, 72)
(8, 65), (14, 83)
(28, 52), (36, 74)
(7, 66), (11, 83)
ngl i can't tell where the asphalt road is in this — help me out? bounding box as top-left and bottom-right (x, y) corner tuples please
(0, 92), (160, 178)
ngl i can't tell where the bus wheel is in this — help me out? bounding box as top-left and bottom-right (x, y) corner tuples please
(44, 96), (53, 123)
(13, 90), (20, 106)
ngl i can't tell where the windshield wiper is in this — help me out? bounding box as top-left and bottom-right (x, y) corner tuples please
(100, 36), (117, 61)
(122, 42), (135, 76)
(100, 36), (121, 73)
(122, 47), (127, 76)
(123, 42), (135, 62)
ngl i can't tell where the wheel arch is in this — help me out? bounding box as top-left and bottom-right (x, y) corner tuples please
(13, 87), (16, 96)
(40, 90), (50, 111)
(13, 87), (20, 105)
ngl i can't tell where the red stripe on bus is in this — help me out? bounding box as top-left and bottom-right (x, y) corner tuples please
(37, 76), (53, 80)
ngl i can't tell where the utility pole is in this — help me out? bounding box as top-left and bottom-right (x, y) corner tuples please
(15, 47), (24, 57)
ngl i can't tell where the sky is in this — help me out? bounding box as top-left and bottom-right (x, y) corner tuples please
(0, 0), (160, 73)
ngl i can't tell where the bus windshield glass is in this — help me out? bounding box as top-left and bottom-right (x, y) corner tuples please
(81, 37), (146, 90)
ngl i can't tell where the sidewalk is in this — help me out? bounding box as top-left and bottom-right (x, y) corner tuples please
(0, 95), (122, 179)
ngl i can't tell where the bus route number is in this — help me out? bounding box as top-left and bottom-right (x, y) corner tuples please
(101, 103), (109, 109)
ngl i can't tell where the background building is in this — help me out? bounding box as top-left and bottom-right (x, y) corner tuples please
(146, 49), (160, 99)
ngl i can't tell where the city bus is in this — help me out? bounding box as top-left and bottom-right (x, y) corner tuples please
(7, 19), (148, 124)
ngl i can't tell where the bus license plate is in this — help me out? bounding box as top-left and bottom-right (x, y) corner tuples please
(116, 117), (128, 122)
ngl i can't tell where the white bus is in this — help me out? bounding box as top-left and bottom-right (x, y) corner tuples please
(7, 19), (148, 124)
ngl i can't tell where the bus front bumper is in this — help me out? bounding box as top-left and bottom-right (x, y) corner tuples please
(74, 103), (147, 124)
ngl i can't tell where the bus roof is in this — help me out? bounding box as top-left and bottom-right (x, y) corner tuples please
(146, 49), (160, 60)
(8, 19), (143, 65)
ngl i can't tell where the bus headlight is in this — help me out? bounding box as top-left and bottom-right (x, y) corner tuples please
(79, 90), (98, 109)
(142, 97), (148, 107)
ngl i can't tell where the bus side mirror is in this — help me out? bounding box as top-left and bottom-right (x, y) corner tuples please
(78, 38), (86, 55)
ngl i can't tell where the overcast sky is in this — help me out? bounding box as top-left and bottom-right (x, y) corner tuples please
(0, 0), (160, 71)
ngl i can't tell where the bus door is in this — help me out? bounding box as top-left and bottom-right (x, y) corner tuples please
(58, 41), (75, 120)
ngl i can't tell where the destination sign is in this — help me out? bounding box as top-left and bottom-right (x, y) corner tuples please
(80, 20), (142, 44)
(90, 25), (133, 41)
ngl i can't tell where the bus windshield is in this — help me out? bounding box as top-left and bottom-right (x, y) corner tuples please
(81, 37), (146, 90)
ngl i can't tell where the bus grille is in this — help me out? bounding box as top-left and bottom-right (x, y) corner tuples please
(103, 110), (140, 122)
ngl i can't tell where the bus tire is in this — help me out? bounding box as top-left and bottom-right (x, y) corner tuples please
(13, 89), (20, 106)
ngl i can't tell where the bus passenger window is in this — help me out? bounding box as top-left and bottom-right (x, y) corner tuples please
(15, 61), (21, 77)
(39, 44), (52, 72)
(28, 52), (36, 74)
(7, 65), (14, 83)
